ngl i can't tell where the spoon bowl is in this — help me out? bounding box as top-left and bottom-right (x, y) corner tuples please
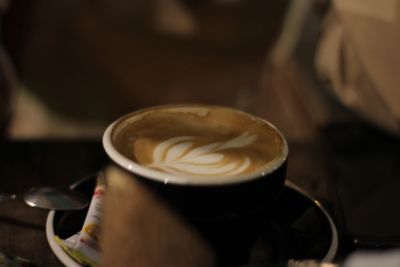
(23, 187), (89, 210)
(0, 187), (89, 210)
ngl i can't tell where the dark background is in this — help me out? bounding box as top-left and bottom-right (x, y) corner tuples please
(0, 0), (400, 265)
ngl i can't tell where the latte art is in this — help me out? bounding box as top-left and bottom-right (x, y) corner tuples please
(109, 105), (287, 184)
(147, 132), (257, 176)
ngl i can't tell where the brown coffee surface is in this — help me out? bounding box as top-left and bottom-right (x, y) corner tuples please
(113, 106), (284, 179)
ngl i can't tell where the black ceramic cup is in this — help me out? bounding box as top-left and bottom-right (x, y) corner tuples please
(102, 104), (289, 265)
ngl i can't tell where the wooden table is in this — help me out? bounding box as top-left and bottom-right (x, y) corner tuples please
(0, 141), (108, 267)
(0, 124), (399, 266)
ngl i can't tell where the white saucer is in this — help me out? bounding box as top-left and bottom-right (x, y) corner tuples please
(46, 178), (338, 266)
(46, 211), (82, 267)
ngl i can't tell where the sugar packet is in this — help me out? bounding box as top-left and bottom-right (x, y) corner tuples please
(55, 174), (105, 267)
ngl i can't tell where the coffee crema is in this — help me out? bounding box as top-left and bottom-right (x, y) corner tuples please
(111, 105), (287, 183)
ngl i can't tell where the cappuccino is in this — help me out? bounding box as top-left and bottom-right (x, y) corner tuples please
(103, 104), (289, 264)
(110, 105), (287, 184)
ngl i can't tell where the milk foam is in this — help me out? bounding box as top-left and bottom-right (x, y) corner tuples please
(148, 132), (257, 176)
(109, 105), (288, 184)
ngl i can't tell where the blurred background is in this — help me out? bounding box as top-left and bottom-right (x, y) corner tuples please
(1, 0), (400, 257)
(0, 0), (319, 141)
(0, 0), (399, 141)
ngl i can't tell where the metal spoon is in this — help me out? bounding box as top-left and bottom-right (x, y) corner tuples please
(0, 187), (89, 210)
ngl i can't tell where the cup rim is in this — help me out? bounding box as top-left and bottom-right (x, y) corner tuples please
(102, 104), (288, 186)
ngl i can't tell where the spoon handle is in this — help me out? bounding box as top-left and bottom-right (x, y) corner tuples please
(0, 193), (17, 202)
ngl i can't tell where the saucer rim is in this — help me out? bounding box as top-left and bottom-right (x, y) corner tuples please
(285, 180), (338, 262)
(46, 179), (338, 267)
(46, 211), (81, 267)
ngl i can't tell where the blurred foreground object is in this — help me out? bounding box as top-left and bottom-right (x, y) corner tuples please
(286, 249), (400, 267)
(344, 249), (400, 267)
(101, 166), (215, 267)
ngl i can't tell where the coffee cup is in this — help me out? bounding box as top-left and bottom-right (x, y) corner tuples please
(102, 104), (289, 265)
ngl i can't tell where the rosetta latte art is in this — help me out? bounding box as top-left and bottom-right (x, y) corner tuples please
(147, 132), (257, 176)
